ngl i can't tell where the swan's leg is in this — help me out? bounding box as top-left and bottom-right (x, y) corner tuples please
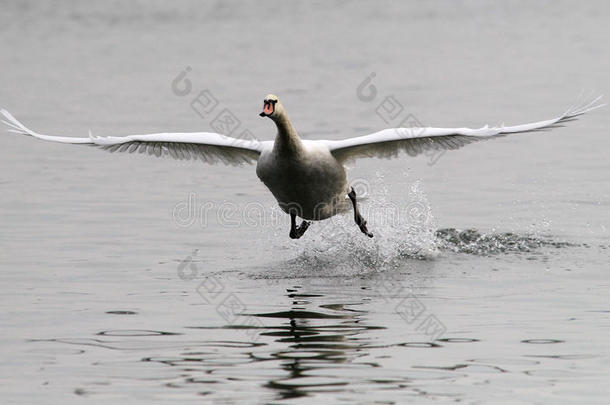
(289, 212), (310, 239)
(348, 187), (373, 238)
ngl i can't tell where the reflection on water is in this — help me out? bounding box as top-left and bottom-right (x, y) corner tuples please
(18, 223), (603, 403)
(254, 289), (378, 400)
(27, 274), (606, 404)
(183, 285), (386, 401)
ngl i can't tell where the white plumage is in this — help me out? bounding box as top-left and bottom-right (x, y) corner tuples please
(1, 93), (604, 238)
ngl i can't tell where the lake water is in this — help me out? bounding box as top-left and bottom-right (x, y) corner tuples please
(1, 1), (609, 403)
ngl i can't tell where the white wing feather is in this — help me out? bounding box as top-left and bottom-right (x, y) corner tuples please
(324, 96), (604, 163)
(1, 109), (265, 166)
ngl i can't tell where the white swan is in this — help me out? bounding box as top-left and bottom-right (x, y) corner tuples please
(1, 94), (604, 239)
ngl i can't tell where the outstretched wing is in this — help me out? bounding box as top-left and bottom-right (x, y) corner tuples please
(1, 109), (265, 166)
(324, 96), (604, 163)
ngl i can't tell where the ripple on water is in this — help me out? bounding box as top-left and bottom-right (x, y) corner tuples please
(252, 310), (350, 319)
(25, 347), (85, 355)
(524, 369), (583, 378)
(414, 364), (507, 374)
(468, 358), (540, 366)
(97, 330), (181, 337)
(105, 310), (138, 315)
(437, 337), (480, 343)
(397, 342), (442, 348)
(525, 354), (598, 360)
(521, 339), (565, 344)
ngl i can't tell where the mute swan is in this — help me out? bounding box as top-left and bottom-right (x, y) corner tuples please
(1, 94), (603, 239)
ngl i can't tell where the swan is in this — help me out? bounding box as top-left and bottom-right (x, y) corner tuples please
(1, 94), (604, 239)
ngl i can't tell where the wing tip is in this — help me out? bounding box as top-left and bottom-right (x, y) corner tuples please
(1, 108), (33, 135)
(565, 93), (605, 118)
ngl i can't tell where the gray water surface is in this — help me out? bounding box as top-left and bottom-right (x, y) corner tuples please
(1, 1), (609, 404)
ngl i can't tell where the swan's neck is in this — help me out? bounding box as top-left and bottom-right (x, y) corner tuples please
(273, 113), (303, 156)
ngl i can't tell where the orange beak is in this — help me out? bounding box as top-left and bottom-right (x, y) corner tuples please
(259, 100), (275, 117)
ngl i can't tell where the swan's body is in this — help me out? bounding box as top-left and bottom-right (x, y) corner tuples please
(1, 93), (603, 239)
(257, 140), (350, 220)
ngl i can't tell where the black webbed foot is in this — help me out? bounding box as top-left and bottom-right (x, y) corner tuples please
(348, 187), (373, 238)
(289, 213), (310, 239)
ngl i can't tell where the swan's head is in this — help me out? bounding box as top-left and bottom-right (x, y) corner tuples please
(259, 94), (284, 120)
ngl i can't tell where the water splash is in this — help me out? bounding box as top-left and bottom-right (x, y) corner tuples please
(266, 174), (575, 274)
(435, 228), (574, 255)
(276, 174), (440, 273)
